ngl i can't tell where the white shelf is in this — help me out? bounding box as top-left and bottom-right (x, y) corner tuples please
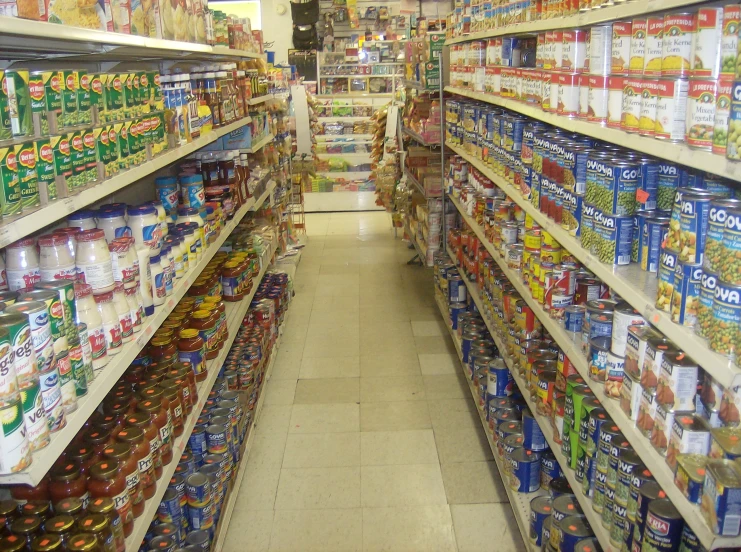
(0, 196), (261, 486)
(246, 95), (275, 106)
(434, 292), (540, 552)
(445, 247), (613, 552)
(244, 134), (275, 154)
(449, 193), (741, 551)
(211, 312), (288, 552)
(446, 142), (741, 390)
(402, 127), (440, 147)
(445, 0), (711, 45)
(125, 241), (279, 552)
(404, 220), (432, 267)
(0, 118), (251, 250)
(251, 181), (275, 212)
(0, 16), (265, 60)
(445, 86), (741, 182)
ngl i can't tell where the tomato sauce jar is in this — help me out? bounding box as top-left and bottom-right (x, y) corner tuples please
(102, 443), (143, 519)
(87, 460), (132, 537)
(114, 427), (154, 500)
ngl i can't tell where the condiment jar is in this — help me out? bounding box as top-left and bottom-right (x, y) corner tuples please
(149, 254), (166, 307)
(5, 238), (40, 292)
(10, 516), (41, 550)
(18, 503), (49, 524)
(67, 211), (96, 231)
(75, 230), (114, 295)
(87, 460), (132, 537)
(86, 498), (124, 552)
(37, 234), (77, 282)
(0, 534), (26, 552)
(176, 329), (205, 382)
(93, 292), (121, 356)
(124, 287), (142, 333)
(189, 310), (218, 360)
(108, 239), (136, 290)
(66, 533), (101, 552)
(124, 413), (162, 480)
(74, 284), (107, 370)
(102, 442), (143, 519)
(30, 533), (64, 552)
(127, 205), (161, 255)
(44, 517), (75, 548)
(48, 462), (89, 510)
(65, 445), (97, 477)
(0, 499), (18, 533)
(111, 284), (132, 344)
(114, 427), (154, 500)
(136, 398), (172, 465)
(159, 382), (183, 437)
(75, 515), (115, 552)
(95, 209), (129, 244)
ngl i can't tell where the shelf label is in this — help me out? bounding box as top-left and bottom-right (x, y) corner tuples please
(63, 198), (76, 214)
(0, 225), (16, 246)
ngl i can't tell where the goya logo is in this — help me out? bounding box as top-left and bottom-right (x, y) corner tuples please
(18, 149), (35, 169)
(39, 143), (53, 164)
(621, 168), (638, 180)
(4, 151), (17, 171)
(692, 265), (703, 280)
(724, 212), (741, 232)
(681, 197), (696, 215)
(658, 163), (678, 176)
(28, 79), (44, 101)
(702, 271), (718, 290)
(715, 283), (741, 305)
(709, 205), (730, 226)
(661, 250), (677, 269)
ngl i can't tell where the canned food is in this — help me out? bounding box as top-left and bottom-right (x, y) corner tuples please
(0, 400), (30, 473)
(629, 19), (647, 74)
(655, 78), (689, 142)
(509, 448), (541, 493)
(644, 17), (665, 76)
(675, 453), (707, 504)
(709, 280), (741, 359)
(642, 498), (684, 549)
(655, 247), (679, 313)
(701, 459), (741, 536)
(529, 496), (552, 546)
(620, 372), (642, 422)
(666, 414), (711, 471)
(662, 13), (695, 77)
(693, 8), (724, 78)
(713, 77), (733, 155)
(687, 79), (718, 150)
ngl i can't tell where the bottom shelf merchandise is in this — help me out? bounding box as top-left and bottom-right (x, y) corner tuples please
(304, 175), (375, 193)
(437, 210), (712, 552)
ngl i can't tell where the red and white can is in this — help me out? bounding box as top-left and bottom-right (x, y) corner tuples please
(587, 74), (609, 124)
(578, 74), (590, 119)
(629, 18), (647, 75)
(713, 76), (732, 156)
(557, 73), (580, 117)
(645, 17), (665, 76)
(541, 72), (552, 111)
(589, 24), (612, 76)
(607, 76), (625, 129)
(562, 29), (587, 73)
(622, 78), (643, 133)
(721, 5), (740, 78)
(536, 33), (546, 69)
(686, 78), (718, 149)
(611, 21), (633, 75)
(692, 7), (724, 78)
(548, 73), (559, 112)
(639, 78), (661, 136)
(655, 77), (689, 142)
(662, 13), (695, 77)
(487, 37), (503, 66)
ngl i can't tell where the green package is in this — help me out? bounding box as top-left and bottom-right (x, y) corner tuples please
(15, 141), (38, 210)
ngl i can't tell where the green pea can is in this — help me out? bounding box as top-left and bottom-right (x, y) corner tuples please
(83, 128), (97, 184)
(5, 70), (31, 139)
(15, 141), (38, 210)
(0, 312), (36, 386)
(0, 327), (18, 403)
(55, 350), (76, 414)
(68, 335), (86, 398)
(106, 75), (124, 121)
(35, 280), (76, 340)
(0, 70), (12, 141)
(60, 70), (78, 128)
(77, 72), (91, 126)
(77, 323), (94, 386)
(50, 134), (72, 190)
(34, 139), (56, 201)
(16, 289), (64, 344)
(0, 399), (31, 473)
(0, 146), (20, 217)
(89, 74), (104, 122)
(709, 279), (741, 359)
(19, 380), (49, 451)
(69, 131), (86, 189)
(94, 127), (111, 178)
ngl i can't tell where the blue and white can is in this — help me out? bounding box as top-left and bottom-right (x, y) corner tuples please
(510, 448), (541, 493)
(522, 410), (547, 451)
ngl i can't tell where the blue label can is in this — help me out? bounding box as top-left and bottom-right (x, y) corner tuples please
(710, 280), (741, 358)
(720, 207), (741, 285)
(529, 496), (552, 546)
(657, 162), (689, 211)
(509, 448), (541, 493)
(559, 515), (594, 552)
(187, 502), (213, 531)
(656, 246), (679, 312)
(634, 157), (660, 211)
(188, 426), (208, 457)
(678, 190), (717, 263)
(185, 473), (210, 508)
(522, 410), (547, 451)
(486, 358), (512, 398)
(596, 212), (633, 265)
(641, 215), (670, 272)
(672, 261), (703, 326)
(206, 424), (229, 455)
(157, 488), (182, 524)
(540, 451), (562, 491)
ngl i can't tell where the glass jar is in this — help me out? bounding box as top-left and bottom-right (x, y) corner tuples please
(198, 302), (224, 347)
(220, 262), (244, 302)
(176, 329), (205, 382)
(44, 516), (75, 549)
(38, 234), (77, 282)
(189, 310), (218, 361)
(135, 247), (153, 317)
(87, 460), (132, 537)
(65, 444), (97, 476)
(108, 239), (136, 290)
(0, 499), (18, 531)
(149, 336), (176, 364)
(0, 534), (26, 552)
(111, 284), (132, 344)
(5, 238), (41, 292)
(75, 230), (114, 295)
(161, 245), (173, 296)
(84, 428), (112, 457)
(124, 413), (162, 480)
(124, 287), (143, 333)
(76, 515), (115, 552)
(159, 381), (183, 437)
(18, 503), (49, 524)
(86, 498), (123, 552)
(136, 398), (172, 465)
(66, 533), (100, 552)
(127, 205), (161, 255)
(149, 254), (165, 307)
(48, 462), (88, 510)
(114, 427), (154, 500)
(102, 443), (143, 519)
(10, 516), (41, 549)
(95, 209), (129, 244)
(30, 532), (64, 552)
(10, 479), (50, 505)
(67, 210), (96, 231)
(93, 292), (121, 356)
(52, 500), (83, 522)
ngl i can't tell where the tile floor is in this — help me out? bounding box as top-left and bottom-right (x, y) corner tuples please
(225, 212), (525, 552)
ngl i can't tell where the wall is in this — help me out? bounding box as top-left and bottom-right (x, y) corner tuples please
(259, 0), (294, 65)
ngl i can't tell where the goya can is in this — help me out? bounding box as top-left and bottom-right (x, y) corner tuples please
(705, 199), (741, 272)
(656, 246), (679, 312)
(709, 280), (741, 359)
(529, 496), (552, 546)
(671, 262), (703, 326)
(509, 448), (541, 492)
(0, 399), (30, 473)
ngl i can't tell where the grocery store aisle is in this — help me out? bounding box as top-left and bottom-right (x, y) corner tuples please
(224, 212), (523, 552)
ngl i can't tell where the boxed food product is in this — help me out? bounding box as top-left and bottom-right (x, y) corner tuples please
(48, 0), (106, 29)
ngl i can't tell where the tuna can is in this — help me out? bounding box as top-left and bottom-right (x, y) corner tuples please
(0, 399), (30, 474)
(643, 498), (684, 549)
(675, 453), (707, 504)
(522, 410), (547, 451)
(509, 448), (541, 493)
(641, 215), (670, 273)
(529, 495), (552, 546)
(205, 424), (228, 455)
(702, 459), (741, 535)
(185, 473), (209, 508)
(667, 414), (711, 471)
(560, 516), (594, 552)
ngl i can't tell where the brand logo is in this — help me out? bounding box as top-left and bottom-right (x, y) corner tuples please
(80, 74), (90, 91)
(58, 139), (70, 156)
(39, 143), (53, 163)
(4, 151), (17, 171)
(661, 250), (677, 269)
(33, 312), (48, 326)
(18, 149), (35, 169)
(658, 163), (679, 176)
(28, 79), (43, 101)
(0, 344), (14, 377)
(91, 78), (103, 95)
(65, 74), (76, 91)
(702, 271), (718, 290)
(72, 135), (83, 151)
(646, 512), (671, 536)
(83, 133), (95, 149)
(715, 284), (741, 305)
(41, 372), (58, 387)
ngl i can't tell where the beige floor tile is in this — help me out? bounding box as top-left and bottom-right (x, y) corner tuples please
(233, 465), (282, 510)
(360, 430), (439, 465)
(360, 376), (426, 402)
(411, 320), (447, 337)
(434, 425), (494, 464)
(428, 399), (482, 432)
(282, 433), (361, 468)
(300, 356), (360, 379)
(248, 431), (288, 465)
(423, 375), (469, 400)
(440, 461), (508, 504)
(413, 336), (457, 355)
(303, 334), (360, 358)
(308, 309), (360, 327)
(362, 505), (457, 552)
(289, 403), (360, 433)
(451, 504), (525, 552)
(275, 340), (304, 359)
(274, 466), (361, 509)
(255, 405), (293, 434)
(418, 353), (460, 376)
(312, 296), (361, 314)
(408, 307), (444, 321)
(359, 354), (420, 378)
(306, 323), (359, 342)
(222, 509), (273, 552)
(293, 378), (360, 404)
(359, 305), (412, 324)
(268, 509), (362, 552)
(271, 353), (302, 381)
(359, 320), (413, 338)
(360, 401), (432, 432)
(361, 464), (447, 507)
(263, 379), (297, 406)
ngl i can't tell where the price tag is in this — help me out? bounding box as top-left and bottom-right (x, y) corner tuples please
(64, 198), (76, 214)
(644, 304), (661, 325)
(136, 333), (148, 347)
(167, 299), (175, 309)
(0, 225), (16, 246)
(636, 189), (650, 204)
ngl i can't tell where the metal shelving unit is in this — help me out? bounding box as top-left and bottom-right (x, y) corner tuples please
(402, 127), (440, 147)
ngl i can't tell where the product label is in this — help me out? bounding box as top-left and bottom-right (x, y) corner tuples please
(118, 311), (133, 339)
(179, 349), (204, 375)
(77, 262), (114, 292)
(88, 326), (106, 361)
(103, 321), (122, 351)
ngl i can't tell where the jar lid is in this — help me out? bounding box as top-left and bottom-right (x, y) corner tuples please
(1, 535), (27, 552)
(7, 237), (35, 248)
(84, 428), (110, 446)
(191, 310), (211, 320)
(37, 234), (69, 247)
(11, 516), (41, 535)
(44, 515), (75, 534)
(53, 498), (83, 516)
(96, 207), (126, 218)
(74, 283), (93, 299)
(137, 398), (162, 413)
(155, 176), (178, 186)
(20, 502), (49, 518)
(102, 442), (130, 461)
(115, 426), (144, 443)
(66, 443), (94, 463)
(114, 282), (124, 293)
(77, 229), (105, 242)
(179, 328), (200, 339)
(53, 227), (82, 238)
(93, 291), (113, 303)
(89, 459), (119, 481)
(151, 336), (171, 347)
(49, 461), (81, 482)
(86, 497), (115, 515)
(67, 209), (95, 221)
(77, 514), (108, 535)
(67, 533), (98, 552)
(140, 386), (163, 401)
(181, 174), (203, 185)
(127, 204), (156, 217)
(125, 412), (150, 427)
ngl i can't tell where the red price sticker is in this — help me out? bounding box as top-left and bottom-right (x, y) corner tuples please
(636, 189), (650, 204)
